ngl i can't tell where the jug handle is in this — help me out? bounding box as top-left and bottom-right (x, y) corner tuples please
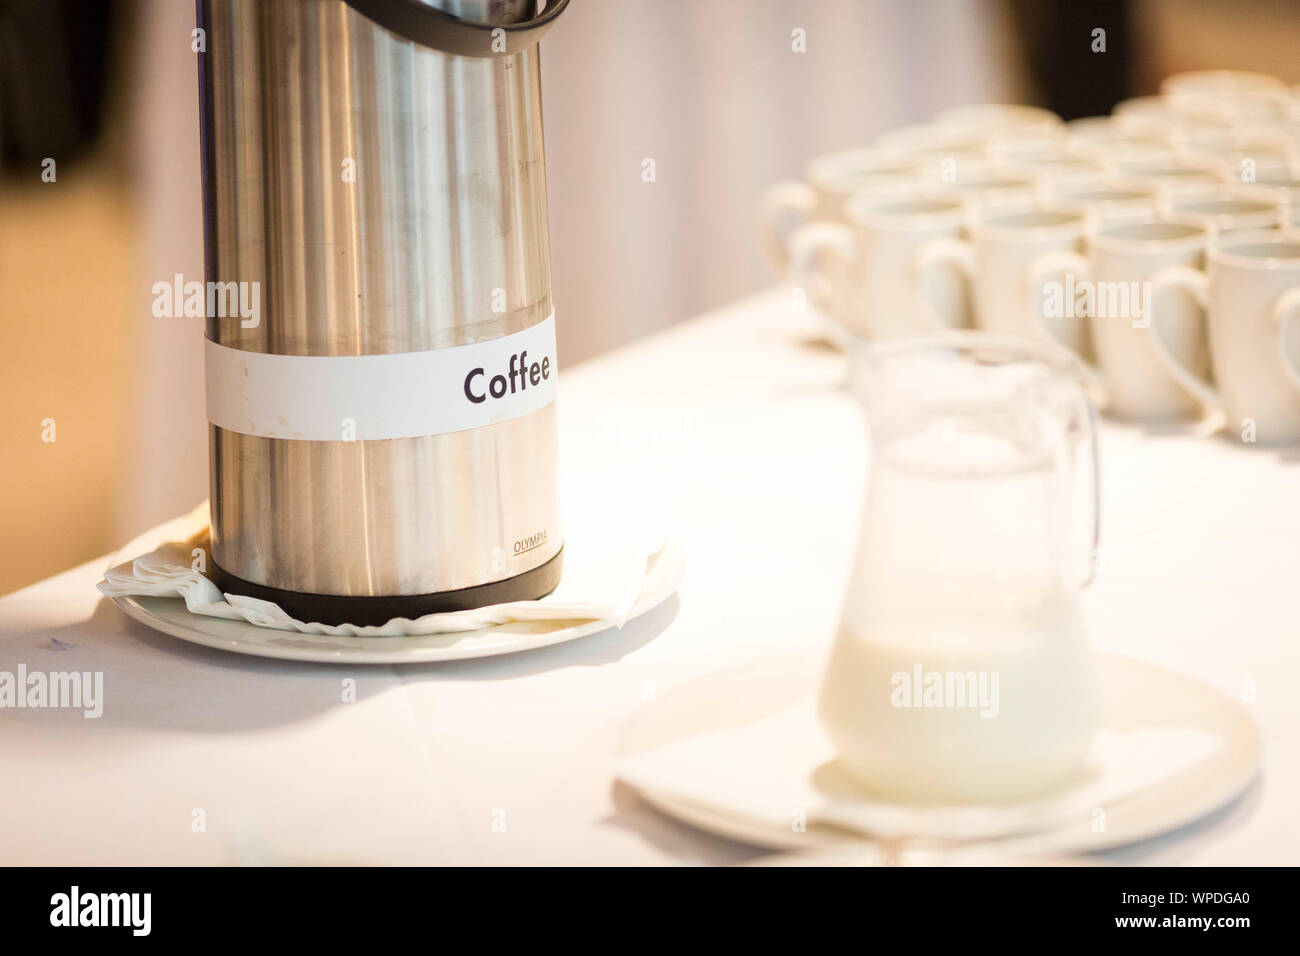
(1078, 391), (1102, 589)
(343, 0), (570, 57)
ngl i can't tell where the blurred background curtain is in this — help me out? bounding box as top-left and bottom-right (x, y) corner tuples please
(542, 0), (1024, 356)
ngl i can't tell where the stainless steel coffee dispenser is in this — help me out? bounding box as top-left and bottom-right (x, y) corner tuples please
(197, 0), (569, 624)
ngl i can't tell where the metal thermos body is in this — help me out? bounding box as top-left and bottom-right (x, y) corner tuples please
(197, 0), (569, 624)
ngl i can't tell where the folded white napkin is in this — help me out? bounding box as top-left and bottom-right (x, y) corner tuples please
(98, 469), (674, 637)
(617, 697), (1223, 843)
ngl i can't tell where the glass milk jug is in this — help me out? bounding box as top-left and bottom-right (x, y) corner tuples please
(820, 334), (1102, 804)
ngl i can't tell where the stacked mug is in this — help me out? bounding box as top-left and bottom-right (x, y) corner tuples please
(762, 71), (1300, 443)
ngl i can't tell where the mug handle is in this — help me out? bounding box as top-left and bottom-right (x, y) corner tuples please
(759, 181), (819, 278)
(1272, 287), (1300, 393)
(788, 222), (858, 322)
(908, 237), (976, 331)
(1074, 388), (1102, 589)
(1146, 266), (1228, 433)
(1024, 250), (1109, 407)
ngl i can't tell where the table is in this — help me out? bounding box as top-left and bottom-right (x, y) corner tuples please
(1, 289), (1295, 865)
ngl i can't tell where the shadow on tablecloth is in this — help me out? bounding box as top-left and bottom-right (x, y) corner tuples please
(0, 593), (678, 735)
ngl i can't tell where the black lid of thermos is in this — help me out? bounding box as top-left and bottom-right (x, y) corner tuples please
(343, 0), (569, 56)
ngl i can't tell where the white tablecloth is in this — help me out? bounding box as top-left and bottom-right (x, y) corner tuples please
(1, 289), (1295, 865)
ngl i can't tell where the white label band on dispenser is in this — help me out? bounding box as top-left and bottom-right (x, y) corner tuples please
(205, 313), (557, 441)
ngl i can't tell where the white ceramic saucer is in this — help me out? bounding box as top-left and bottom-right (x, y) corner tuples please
(112, 538), (683, 665)
(617, 650), (1261, 855)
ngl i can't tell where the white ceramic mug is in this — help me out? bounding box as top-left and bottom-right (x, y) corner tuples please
(938, 168), (1042, 213)
(788, 188), (972, 340)
(1113, 94), (1184, 132)
(997, 153), (1108, 192)
(1255, 175), (1300, 228)
(1165, 116), (1248, 154)
(1033, 217), (1216, 421)
(1094, 139), (1182, 168)
(1113, 99), (1263, 159)
(1245, 117), (1300, 156)
(1101, 157), (1230, 205)
(1147, 234), (1300, 443)
(936, 103), (1064, 158)
(874, 123), (990, 181)
(1161, 69), (1285, 96)
(934, 103), (1063, 134)
(1050, 177), (1164, 229)
(759, 148), (924, 276)
(1066, 115), (1168, 158)
(1161, 70), (1289, 121)
(1165, 183), (1292, 234)
(1177, 132), (1299, 183)
(908, 204), (1093, 358)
